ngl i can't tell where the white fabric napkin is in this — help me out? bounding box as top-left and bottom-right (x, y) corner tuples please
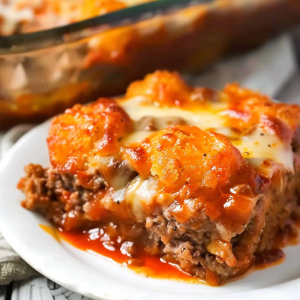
(0, 232), (38, 285)
(185, 35), (297, 99)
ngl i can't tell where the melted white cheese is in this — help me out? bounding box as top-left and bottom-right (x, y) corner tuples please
(116, 96), (295, 222)
(120, 96), (226, 130)
(125, 176), (158, 222)
(119, 96), (294, 172)
(232, 129), (294, 172)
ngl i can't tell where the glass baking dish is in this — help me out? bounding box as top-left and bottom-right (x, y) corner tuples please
(0, 0), (300, 130)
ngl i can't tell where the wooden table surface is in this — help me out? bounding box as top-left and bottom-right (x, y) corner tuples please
(0, 28), (299, 300)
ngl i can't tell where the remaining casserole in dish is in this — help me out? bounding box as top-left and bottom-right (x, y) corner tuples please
(18, 71), (300, 285)
(0, 0), (151, 36)
(1, 0), (300, 130)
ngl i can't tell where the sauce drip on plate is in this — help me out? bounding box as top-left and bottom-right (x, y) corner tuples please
(40, 223), (296, 284)
(40, 224), (200, 283)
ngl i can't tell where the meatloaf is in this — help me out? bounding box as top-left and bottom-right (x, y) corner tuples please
(18, 70), (300, 285)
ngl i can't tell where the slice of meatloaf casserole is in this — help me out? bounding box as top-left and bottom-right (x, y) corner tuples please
(18, 71), (300, 285)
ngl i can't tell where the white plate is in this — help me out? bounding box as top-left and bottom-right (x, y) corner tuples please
(0, 120), (300, 300)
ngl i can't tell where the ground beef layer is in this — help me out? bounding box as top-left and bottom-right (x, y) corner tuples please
(18, 163), (300, 285)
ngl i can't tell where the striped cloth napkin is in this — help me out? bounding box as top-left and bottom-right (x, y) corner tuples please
(0, 131), (38, 285)
(0, 233), (38, 285)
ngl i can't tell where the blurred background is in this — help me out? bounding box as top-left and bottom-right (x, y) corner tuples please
(0, 0), (300, 129)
